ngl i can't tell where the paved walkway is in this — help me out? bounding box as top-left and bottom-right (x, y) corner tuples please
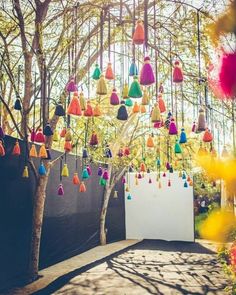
(32, 240), (228, 295)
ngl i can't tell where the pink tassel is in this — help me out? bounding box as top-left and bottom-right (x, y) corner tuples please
(86, 165), (92, 176)
(169, 118), (178, 135)
(219, 52), (236, 98)
(57, 184), (64, 196)
(140, 57), (155, 86)
(192, 122), (196, 132)
(102, 169), (109, 180)
(122, 176), (126, 184)
(66, 77), (78, 92)
(173, 61), (183, 83)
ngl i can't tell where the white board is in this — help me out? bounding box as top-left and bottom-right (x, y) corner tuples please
(125, 172), (194, 242)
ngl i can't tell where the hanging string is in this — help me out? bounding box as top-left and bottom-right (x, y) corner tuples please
(47, 70), (51, 123)
(100, 9), (104, 71)
(154, 1), (158, 97)
(88, 20), (91, 98)
(60, 157), (62, 183)
(74, 3), (78, 82)
(108, 8), (111, 62)
(132, 0), (136, 61)
(169, 37), (173, 114)
(197, 10), (201, 81)
(144, 0), (148, 53)
(181, 84), (184, 127)
(113, 37), (116, 88)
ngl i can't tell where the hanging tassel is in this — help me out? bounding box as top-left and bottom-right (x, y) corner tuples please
(166, 162), (171, 170)
(53, 129), (60, 142)
(30, 128), (36, 142)
(127, 193), (132, 200)
(89, 131), (98, 146)
(61, 163), (69, 177)
(151, 103), (161, 122)
(197, 108), (206, 132)
(182, 172), (187, 180)
(147, 135), (154, 148)
(157, 94), (166, 113)
(124, 147), (130, 156)
(29, 144), (38, 157)
(38, 163), (47, 175)
(140, 162), (146, 172)
(0, 140), (5, 156)
(184, 181), (188, 188)
(82, 148), (88, 159)
(99, 177), (107, 186)
(67, 94), (82, 116)
(22, 166), (29, 178)
(158, 180), (162, 189)
(192, 121), (197, 132)
(55, 102), (65, 116)
(65, 128), (72, 141)
(35, 128), (45, 143)
(179, 128), (187, 144)
(132, 20), (145, 45)
(110, 88), (120, 105)
(82, 167), (89, 179)
(92, 63), (101, 80)
(125, 98), (133, 107)
(173, 61), (184, 83)
(118, 148), (123, 157)
(57, 183), (64, 196)
(96, 74), (108, 95)
(163, 172), (166, 177)
(79, 181), (86, 192)
(64, 141), (72, 152)
(84, 101), (93, 117)
(102, 169), (109, 180)
(219, 52), (236, 98)
(140, 105), (146, 113)
(117, 102), (128, 121)
(128, 76), (142, 98)
(132, 102), (140, 113)
(43, 123), (53, 136)
(93, 104), (102, 116)
(169, 118), (178, 135)
(168, 179), (171, 187)
(113, 191), (118, 198)
(142, 89), (150, 105)
(169, 166), (174, 173)
(203, 128), (213, 142)
(14, 98), (22, 111)
(66, 77), (78, 92)
(187, 175), (191, 182)
(98, 166), (103, 176)
(149, 178), (152, 184)
(122, 176), (126, 184)
(105, 145), (112, 158)
(72, 172), (80, 185)
(140, 56), (155, 86)
(174, 140), (182, 154)
(86, 165), (92, 176)
(79, 92), (86, 111)
(60, 127), (67, 138)
(129, 60), (138, 76)
(179, 171), (183, 178)
(122, 82), (129, 99)
(105, 62), (115, 80)
(12, 140), (21, 155)
(159, 83), (164, 93)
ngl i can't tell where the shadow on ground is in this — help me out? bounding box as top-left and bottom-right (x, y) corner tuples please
(33, 240), (227, 295)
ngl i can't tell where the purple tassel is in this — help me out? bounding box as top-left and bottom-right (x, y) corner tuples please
(66, 77), (78, 92)
(98, 166), (103, 176)
(118, 149), (123, 157)
(192, 122), (196, 132)
(149, 178), (152, 184)
(102, 169), (109, 180)
(169, 118), (178, 135)
(110, 88), (120, 105)
(166, 162), (171, 170)
(57, 184), (64, 196)
(122, 176), (126, 184)
(30, 128), (36, 142)
(87, 165), (92, 176)
(140, 57), (155, 86)
(138, 172), (142, 179)
(0, 126), (5, 139)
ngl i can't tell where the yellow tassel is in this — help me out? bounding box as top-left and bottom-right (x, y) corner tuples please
(65, 129), (72, 141)
(178, 171), (182, 178)
(96, 74), (108, 95)
(125, 186), (129, 192)
(122, 82), (129, 98)
(29, 144), (38, 157)
(142, 89), (150, 105)
(53, 129), (60, 142)
(93, 104), (102, 116)
(151, 103), (161, 122)
(79, 92), (86, 111)
(61, 163), (69, 177)
(22, 166), (29, 178)
(39, 144), (47, 158)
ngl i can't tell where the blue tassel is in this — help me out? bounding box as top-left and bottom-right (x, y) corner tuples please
(82, 148), (88, 159)
(182, 172), (186, 180)
(179, 128), (187, 144)
(129, 61), (138, 76)
(127, 194), (132, 200)
(156, 158), (161, 166)
(184, 181), (188, 188)
(38, 163), (47, 175)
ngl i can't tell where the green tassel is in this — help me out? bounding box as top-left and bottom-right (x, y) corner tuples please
(174, 140), (182, 154)
(125, 98), (133, 107)
(82, 168), (89, 179)
(99, 177), (106, 186)
(128, 76), (142, 98)
(92, 64), (101, 80)
(61, 163), (69, 177)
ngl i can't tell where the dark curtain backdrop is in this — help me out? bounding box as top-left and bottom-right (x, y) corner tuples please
(0, 136), (125, 291)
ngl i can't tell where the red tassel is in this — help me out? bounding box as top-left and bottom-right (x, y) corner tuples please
(105, 62), (115, 80)
(72, 172), (80, 185)
(60, 127), (67, 138)
(67, 94), (82, 116)
(0, 140), (5, 156)
(35, 128), (45, 143)
(203, 128), (213, 142)
(64, 141), (72, 152)
(84, 101), (93, 117)
(173, 61), (183, 83)
(12, 140), (21, 155)
(90, 131), (98, 146)
(219, 52), (236, 98)
(133, 20), (145, 45)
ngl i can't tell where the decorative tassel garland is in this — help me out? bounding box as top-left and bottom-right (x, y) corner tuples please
(35, 128), (45, 143)
(169, 118), (178, 135)
(110, 89), (120, 105)
(79, 181), (86, 192)
(12, 140), (21, 155)
(57, 184), (64, 196)
(96, 74), (108, 95)
(140, 57), (155, 86)
(61, 163), (69, 177)
(132, 20), (145, 45)
(43, 123), (53, 136)
(151, 104), (161, 122)
(105, 62), (114, 80)
(92, 64), (101, 80)
(22, 166), (29, 178)
(128, 76), (142, 98)
(38, 163), (47, 175)
(129, 60), (138, 76)
(67, 94), (82, 116)
(173, 61), (184, 83)
(29, 144), (38, 157)
(147, 135), (154, 148)
(39, 144), (47, 158)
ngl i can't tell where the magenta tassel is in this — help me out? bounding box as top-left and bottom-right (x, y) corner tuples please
(140, 57), (155, 86)
(169, 118), (178, 135)
(110, 89), (120, 105)
(138, 172), (142, 179)
(66, 77), (78, 92)
(122, 176), (126, 184)
(166, 162), (171, 170)
(87, 165), (92, 176)
(30, 128), (36, 142)
(192, 122), (196, 132)
(219, 52), (236, 98)
(102, 169), (109, 180)
(57, 184), (64, 196)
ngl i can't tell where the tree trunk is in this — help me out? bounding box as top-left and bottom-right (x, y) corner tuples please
(28, 168), (50, 281)
(100, 185), (112, 246)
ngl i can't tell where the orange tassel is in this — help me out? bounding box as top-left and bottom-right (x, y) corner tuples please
(93, 104), (102, 116)
(72, 172), (80, 185)
(147, 135), (154, 148)
(105, 62), (115, 80)
(140, 162), (146, 172)
(64, 141), (72, 152)
(158, 94), (166, 113)
(12, 140), (21, 155)
(84, 101), (93, 117)
(67, 94), (82, 116)
(0, 140), (5, 156)
(140, 105), (146, 113)
(60, 127), (67, 138)
(29, 144), (38, 157)
(203, 128), (213, 142)
(132, 102), (140, 113)
(79, 181), (86, 192)
(133, 20), (145, 45)
(39, 144), (47, 158)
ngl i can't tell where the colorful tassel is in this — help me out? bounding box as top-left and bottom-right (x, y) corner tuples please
(169, 118), (178, 135)
(166, 162), (171, 170)
(125, 98), (133, 107)
(82, 148), (88, 158)
(129, 60), (138, 76)
(105, 62), (114, 80)
(84, 101), (93, 117)
(127, 193), (132, 200)
(22, 166), (29, 178)
(197, 108), (206, 132)
(110, 88), (120, 105)
(151, 103), (161, 122)
(64, 141), (72, 152)
(140, 56), (155, 86)
(79, 181), (86, 192)
(117, 103), (128, 121)
(67, 94), (82, 116)
(168, 179), (171, 187)
(174, 140), (182, 154)
(43, 123), (53, 136)
(203, 128), (213, 142)
(132, 102), (140, 113)
(102, 169), (109, 180)
(61, 163), (69, 177)
(30, 128), (36, 142)
(158, 94), (166, 113)
(65, 129), (72, 141)
(66, 77), (78, 92)
(184, 181), (188, 188)
(60, 127), (67, 138)
(98, 166), (103, 176)
(140, 105), (146, 113)
(128, 76), (142, 98)
(72, 172), (80, 185)
(142, 89), (150, 105)
(105, 145), (112, 158)
(99, 177), (107, 186)
(14, 98), (22, 111)
(96, 74), (108, 95)
(29, 144), (38, 157)
(147, 135), (154, 148)
(179, 128), (187, 144)
(192, 122), (197, 133)
(93, 104), (102, 116)
(90, 131), (98, 146)
(140, 162), (146, 172)
(82, 167), (89, 179)
(92, 63), (101, 80)
(132, 19), (145, 45)
(55, 103), (65, 116)
(12, 140), (21, 155)
(38, 163), (47, 175)
(122, 82), (129, 99)
(86, 165), (92, 176)
(57, 184), (64, 196)
(35, 128), (45, 143)
(124, 147), (130, 156)
(52, 129), (60, 142)
(173, 61), (183, 83)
